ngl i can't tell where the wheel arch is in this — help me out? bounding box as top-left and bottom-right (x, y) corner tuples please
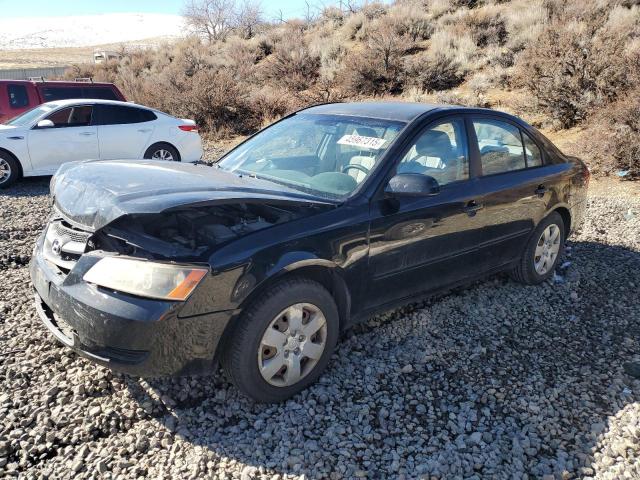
(214, 259), (352, 366)
(240, 258), (352, 331)
(144, 141), (181, 161)
(0, 147), (23, 177)
(550, 205), (571, 237)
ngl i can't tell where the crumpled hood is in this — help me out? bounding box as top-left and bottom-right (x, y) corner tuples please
(51, 160), (332, 230)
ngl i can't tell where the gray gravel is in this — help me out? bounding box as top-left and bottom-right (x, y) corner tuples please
(1, 177), (639, 479)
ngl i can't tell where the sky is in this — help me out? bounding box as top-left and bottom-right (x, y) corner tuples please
(0, 0), (334, 20)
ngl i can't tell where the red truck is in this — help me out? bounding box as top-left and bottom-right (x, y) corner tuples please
(0, 80), (126, 124)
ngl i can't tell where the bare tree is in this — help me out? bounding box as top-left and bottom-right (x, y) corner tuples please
(235, 0), (263, 39)
(183, 0), (263, 42)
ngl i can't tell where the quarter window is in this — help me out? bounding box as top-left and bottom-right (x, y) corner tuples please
(397, 119), (469, 186)
(44, 106), (93, 127)
(8, 85), (29, 108)
(522, 131), (543, 167)
(473, 119), (525, 175)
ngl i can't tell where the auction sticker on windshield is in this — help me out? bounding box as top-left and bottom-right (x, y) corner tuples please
(337, 134), (387, 150)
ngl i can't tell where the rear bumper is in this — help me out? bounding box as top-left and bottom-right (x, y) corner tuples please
(29, 237), (233, 376)
(177, 134), (204, 162)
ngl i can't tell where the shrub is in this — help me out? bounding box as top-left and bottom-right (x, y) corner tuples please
(582, 87), (640, 178)
(339, 18), (406, 96)
(464, 9), (508, 47)
(404, 52), (465, 92)
(260, 33), (321, 92)
(514, 20), (632, 128)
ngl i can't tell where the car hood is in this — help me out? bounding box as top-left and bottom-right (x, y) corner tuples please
(0, 124), (19, 133)
(51, 160), (335, 230)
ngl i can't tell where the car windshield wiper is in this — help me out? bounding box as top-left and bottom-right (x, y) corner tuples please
(230, 169), (341, 201)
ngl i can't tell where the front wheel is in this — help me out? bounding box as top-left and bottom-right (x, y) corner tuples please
(511, 211), (565, 285)
(0, 153), (20, 189)
(221, 277), (339, 402)
(144, 143), (180, 162)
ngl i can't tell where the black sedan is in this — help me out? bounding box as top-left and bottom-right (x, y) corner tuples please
(30, 102), (589, 402)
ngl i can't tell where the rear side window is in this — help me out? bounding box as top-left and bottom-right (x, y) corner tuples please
(522, 131), (543, 167)
(83, 87), (119, 100)
(96, 105), (156, 125)
(473, 119), (525, 175)
(44, 106), (93, 127)
(8, 85), (29, 108)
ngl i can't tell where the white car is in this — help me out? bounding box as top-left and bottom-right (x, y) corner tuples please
(0, 99), (203, 188)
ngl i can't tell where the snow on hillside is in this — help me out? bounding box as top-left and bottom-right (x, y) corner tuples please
(0, 13), (186, 50)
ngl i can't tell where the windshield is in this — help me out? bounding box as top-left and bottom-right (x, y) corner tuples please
(4, 104), (58, 127)
(218, 113), (405, 200)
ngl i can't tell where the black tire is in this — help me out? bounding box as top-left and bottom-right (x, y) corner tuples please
(221, 277), (339, 403)
(511, 211), (565, 285)
(143, 143), (180, 162)
(0, 152), (21, 189)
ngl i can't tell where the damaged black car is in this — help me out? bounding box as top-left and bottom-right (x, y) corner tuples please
(30, 102), (589, 402)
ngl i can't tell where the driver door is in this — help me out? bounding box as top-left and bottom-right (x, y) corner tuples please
(27, 105), (99, 174)
(366, 117), (487, 309)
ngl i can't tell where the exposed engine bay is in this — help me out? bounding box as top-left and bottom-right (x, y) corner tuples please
(90, 202), (321, 259)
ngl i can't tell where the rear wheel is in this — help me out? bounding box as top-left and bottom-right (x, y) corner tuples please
(511, 211), (565, 285)
(144, 143), (180, 162)
(0, 152), (20, 189)
(221, 277), (339, 403)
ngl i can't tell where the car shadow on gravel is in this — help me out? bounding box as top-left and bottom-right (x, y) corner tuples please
(0, 176), (51, 197)
(122, 239), (640, 478)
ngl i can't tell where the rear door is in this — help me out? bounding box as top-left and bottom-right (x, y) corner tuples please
(94, 104), (156, 159)
(465, 115), (551, 268)
(27, 105), (99, 173)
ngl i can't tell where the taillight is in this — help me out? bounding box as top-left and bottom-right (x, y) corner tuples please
(179, 125), (198, 132)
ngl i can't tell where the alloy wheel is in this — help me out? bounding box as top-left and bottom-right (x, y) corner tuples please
(0, 158), (11, 185)
(258, 303), (327, 387)
(534, 224), (561, 275)
(151, 149), (174, 161)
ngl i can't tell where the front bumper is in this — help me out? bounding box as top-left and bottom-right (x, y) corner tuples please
(29, 236), (233, 376)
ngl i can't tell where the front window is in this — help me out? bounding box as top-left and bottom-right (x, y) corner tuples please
(218, 114), (405, 199)
(397, 119), (469, 186)
(4, 104), (58, 126)
(45, 106), (93, 128)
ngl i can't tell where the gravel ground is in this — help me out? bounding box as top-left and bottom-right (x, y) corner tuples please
(1, 177), (639, 479)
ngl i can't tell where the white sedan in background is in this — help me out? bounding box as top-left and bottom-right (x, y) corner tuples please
(0, 99), (203, 188)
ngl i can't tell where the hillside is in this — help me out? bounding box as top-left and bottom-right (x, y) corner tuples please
(0, 13), (185, 50)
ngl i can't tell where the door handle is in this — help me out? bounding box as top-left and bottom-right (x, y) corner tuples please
(7, 136), (24, 140)
(79, 132), (95, 136)
(535, 185), (548, 197)
(463, 200), (484, 216)
(137, 129), (152, 133)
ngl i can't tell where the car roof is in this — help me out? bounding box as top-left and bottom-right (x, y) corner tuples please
(0, 80), (116, 87)
(300, 102), (453, 122)
(300, 101), (533, 129)
(42, 99), (149, 109)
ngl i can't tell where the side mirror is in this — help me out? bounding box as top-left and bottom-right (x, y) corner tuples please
(36, 119), (55, 129)
(385, 173), (440, 197)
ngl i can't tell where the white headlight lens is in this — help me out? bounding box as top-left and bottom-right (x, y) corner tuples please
(83, 257), (208, 301)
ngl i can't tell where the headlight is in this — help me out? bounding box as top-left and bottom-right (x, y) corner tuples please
(83, 257), (208, 301)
